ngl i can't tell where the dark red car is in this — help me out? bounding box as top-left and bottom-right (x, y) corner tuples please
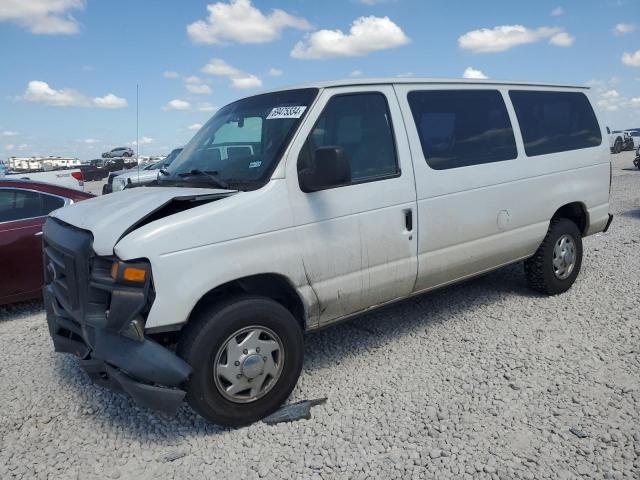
(0, 180), (93, 305)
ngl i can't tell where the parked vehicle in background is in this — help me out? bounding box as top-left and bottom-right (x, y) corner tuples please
(6, 169), (84, 190)
(43, 78), (612, 426)
(623, 130), (638, 150)
(112, 148), (183, 192)
(78, 163), (109, 181)
(634, 145), (640, 169)
(102, 147), (134, 158)
(0, 161), (6, 177)
(611, 130), (634, 151)
(607, 127), (624, 154)
(102, 161), (156, 194)
(0, 180), (93, 305)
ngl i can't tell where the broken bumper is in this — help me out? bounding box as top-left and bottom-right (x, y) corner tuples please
(45, 287), (192, 413)
(42, 217), (192, 414)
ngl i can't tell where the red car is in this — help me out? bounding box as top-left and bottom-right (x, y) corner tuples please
(0, 180), (94, 305)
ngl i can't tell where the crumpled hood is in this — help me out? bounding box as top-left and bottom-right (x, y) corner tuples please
(51, 186), (232, 255)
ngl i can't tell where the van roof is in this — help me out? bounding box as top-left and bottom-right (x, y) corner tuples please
(261, 77), (589, 93)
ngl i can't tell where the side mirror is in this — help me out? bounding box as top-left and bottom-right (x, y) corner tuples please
(299, 146), (351, 193)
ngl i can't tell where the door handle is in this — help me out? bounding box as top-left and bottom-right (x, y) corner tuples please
(34, 231), (43, 237)
(404, 209), (413, 232)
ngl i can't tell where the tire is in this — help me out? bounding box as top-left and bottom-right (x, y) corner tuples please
(524, 218), (583, 295)
(177, 295), (304, 427)
(614, 139), (622, 154)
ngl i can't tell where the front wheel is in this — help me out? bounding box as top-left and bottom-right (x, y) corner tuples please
(177, 296), (304, 427)
(524, 218), (583, 295)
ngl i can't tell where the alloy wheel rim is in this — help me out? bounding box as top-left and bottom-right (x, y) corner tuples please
(552, 234), (576, 280)
(213, 326), (284, 403)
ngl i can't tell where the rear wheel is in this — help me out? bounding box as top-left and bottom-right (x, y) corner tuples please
(614, 138), (622, 154)
(177, 295), (304, 427)
(524, 218), (583, 295)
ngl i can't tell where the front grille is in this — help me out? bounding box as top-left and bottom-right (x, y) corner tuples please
(44, 242), (77, 312)
(42, 218), (95, 324)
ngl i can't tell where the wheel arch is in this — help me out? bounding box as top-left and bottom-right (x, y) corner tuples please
(188, 273), (308, 331)
(552, 202), (589, 236)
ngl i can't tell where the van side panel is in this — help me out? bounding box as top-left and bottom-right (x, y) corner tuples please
(394, 84), (610, 293)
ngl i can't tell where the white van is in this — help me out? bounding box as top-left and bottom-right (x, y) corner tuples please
(43, 79), (613, 426)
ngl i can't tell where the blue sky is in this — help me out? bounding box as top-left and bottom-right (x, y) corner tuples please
(0, 0), (639, 159)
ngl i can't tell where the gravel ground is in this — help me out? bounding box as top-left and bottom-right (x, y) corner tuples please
(1, 152), (639, 480)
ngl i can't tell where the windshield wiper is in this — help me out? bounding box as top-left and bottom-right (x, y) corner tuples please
(177, 169), (230, 189)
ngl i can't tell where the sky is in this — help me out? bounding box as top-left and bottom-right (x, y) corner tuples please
(0, 0), (639, 160)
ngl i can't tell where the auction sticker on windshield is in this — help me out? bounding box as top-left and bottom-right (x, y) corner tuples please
(266, 106), (307, 119)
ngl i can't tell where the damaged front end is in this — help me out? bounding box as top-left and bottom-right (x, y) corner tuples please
(43, 217), (192, 413)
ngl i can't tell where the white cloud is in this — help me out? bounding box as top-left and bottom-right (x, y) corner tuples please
(23, 80), (88, 106)
(184, 76), (212, 95)
(202, 58), (241, 76)
(349, 69), (363, 77)
(4, 143), (28, 151)
(550, 6), (564, 16)
(614, 23), (636, 35)
(590, 81), (637, 113)
(396, 72), (414, 78)
(291, 16), (409, 59)
(163, 70), (179, 79)
(201, 58), (262, 89)
(0, 0), (84, 34)
(230, 74), (262, 89)
(622, 50), (640, 67)
(458, 25), (574, 53)
(22, 80), (127, 108)
(549, 32), (575, 47)
(187, 0), (310, 45)
(357, 0), (395, 4)
(93, 93), (128, 109)
(163, 99), (191, 111)
(462, 67), (488, 79)
(2, 131), (18, 137)
(197, 102), (217, 112)
(268, 67), (283, 76)
(129, 137), (154, 146)
(631, 97), (640, 107)
(76, 138), (98, 144)
(188, 123), (203, 131)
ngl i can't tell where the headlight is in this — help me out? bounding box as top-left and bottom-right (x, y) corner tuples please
(113, 178), (125, 191)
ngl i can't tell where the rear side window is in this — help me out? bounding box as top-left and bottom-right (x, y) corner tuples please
(407, 90), (517, 170)
(509, 90), (602, 156)
(0, 189), (65, 222)
(298, 93), (399, 183)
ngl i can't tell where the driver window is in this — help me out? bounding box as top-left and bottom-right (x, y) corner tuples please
(298, 93), (399, 183)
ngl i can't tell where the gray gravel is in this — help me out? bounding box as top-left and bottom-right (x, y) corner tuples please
(1, 151), (639, 479)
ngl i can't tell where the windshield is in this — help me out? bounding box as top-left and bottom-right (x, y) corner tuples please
(163, 88), (318, 190)
(149, 148), (183, 170)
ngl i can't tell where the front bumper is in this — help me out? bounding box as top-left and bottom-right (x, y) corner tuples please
(43, 218), (192, 414)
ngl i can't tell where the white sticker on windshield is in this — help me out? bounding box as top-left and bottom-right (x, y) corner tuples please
(266, 105), (307, 119)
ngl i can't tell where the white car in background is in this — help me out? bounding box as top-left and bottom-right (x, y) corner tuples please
(607, 127), (624, 154)
(112, 148), (183, 192)
(5, 168), (84, 190)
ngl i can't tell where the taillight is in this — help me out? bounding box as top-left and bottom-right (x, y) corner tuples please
(71, 171), (83, 181)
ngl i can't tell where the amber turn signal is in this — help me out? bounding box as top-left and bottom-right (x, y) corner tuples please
(123, 267), (147, 282)
(110, 262), (147, 283)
